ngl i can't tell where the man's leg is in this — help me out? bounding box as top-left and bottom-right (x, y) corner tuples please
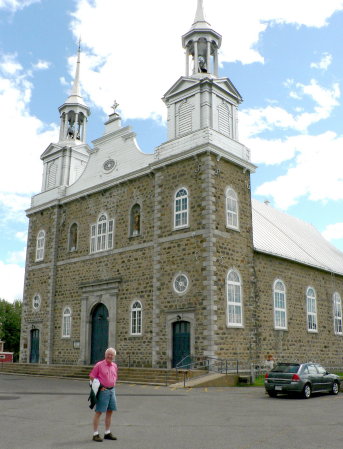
(93, 412), (102, 433)
(104, 410), (112, 433)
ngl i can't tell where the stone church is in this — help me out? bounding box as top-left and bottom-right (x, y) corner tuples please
(20, 1), (343, 369)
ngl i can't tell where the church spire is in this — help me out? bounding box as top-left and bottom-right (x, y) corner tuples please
(58, 40), (90, 144)
(182, 0), (222, 77)
(192, 0), (210, 29)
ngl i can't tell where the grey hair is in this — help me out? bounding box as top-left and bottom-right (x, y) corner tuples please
(105, 347), (116, 356)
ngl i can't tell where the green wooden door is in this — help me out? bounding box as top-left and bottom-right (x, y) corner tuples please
(172, 321), (191, 368)
(91, 304), (109, 364)
(30, 329), (40, 363)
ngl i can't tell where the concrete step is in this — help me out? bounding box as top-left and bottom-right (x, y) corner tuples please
(0, 363), (193, 385)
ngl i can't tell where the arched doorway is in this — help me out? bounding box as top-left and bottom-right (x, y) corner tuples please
(30, 329), (40, 363)
(172, 320), (191, 368)
(91, 303), (109, 364)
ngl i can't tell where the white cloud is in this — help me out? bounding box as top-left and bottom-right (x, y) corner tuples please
(254, 132), (343, 209)
(6, 248), (26, 264)
(15, 231), (28, 243)
(0, 261), (24, 302)
(322, 223), (343, 242)
(0, 53), (58, 199)
(0, 0), (39, 11)
(240, 80), (340, 143)
(33, 60), (51, 70)
(70, 0), (343, 121)
(311, 53), (333, 70)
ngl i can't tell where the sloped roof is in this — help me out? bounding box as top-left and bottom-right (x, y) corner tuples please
(252, 199), (343, 276)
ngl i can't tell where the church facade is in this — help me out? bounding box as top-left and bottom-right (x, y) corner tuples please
(20, 1), (343, 368)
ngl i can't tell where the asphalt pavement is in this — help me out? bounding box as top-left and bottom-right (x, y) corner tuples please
(1, 374), (343, 449)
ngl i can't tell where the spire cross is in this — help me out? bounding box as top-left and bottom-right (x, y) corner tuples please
(111, 100), (119, 114)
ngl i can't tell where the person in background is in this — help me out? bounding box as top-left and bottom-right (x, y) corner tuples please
(89, 347), (118, 442)
(265, 354), (275, 371)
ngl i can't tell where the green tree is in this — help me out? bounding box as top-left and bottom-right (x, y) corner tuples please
(0, 299), (22, 361)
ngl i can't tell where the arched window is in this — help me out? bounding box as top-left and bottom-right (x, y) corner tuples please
(62, 307), (72, 338)
(333, 292), (342, 335)
(35, 230), (45, 261)
(226, 269), (243, 327)
(274, 280), (287, 330)
(131, 301), (142, 335)
(69, 223), (78, 251)
(306, 287), (317, 332)
(226, 187), (239, 230)
(32, 294), (41, 311)
(174, 188), (189, 229)
(130, 204), (141, 236)
(90, 213), (114, 253)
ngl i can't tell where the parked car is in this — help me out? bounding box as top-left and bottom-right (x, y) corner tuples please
(264, 362), (340, 399)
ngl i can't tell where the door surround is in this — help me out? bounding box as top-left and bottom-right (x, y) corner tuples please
(166, 311), (195, 369)
(79, 277), (121, 365)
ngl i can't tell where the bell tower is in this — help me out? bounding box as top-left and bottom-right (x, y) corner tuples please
(162, 0), (243, 144)
(40, 42), (91, 193)
(182, 0), (221, 77)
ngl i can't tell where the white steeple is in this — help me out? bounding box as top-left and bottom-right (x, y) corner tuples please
(162, 0), (243, 145)
(39, 42), (91, 194)
(58, 40), (90, 144)
(182, 0), (222, 77)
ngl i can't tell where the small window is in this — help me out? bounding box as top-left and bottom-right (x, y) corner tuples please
(130, 204), (141, 236)
(32, 294), (41, 311)
(174, 188), (188, 229)
(226, 187), (239, 230)
(35, 230), (45, 261)
(131, 301), (142, 335)
(62, 307), (72, 338)
(69, 223), (78, 251)
(306, 287), (317, 332)
(226, 269), (243, 327)
(333, 292), (342, 335)
(90, 213), (114, 253)
(274, 280), (287, 330)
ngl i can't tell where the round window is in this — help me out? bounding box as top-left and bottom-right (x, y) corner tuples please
(103, 159), (116, 172)
(32, 294), (41, 311)
(173, 274), (189, 294)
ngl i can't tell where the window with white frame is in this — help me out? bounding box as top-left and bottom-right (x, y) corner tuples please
(90, 213), (114, 253)
(306, 287), (317, 332)
(35, 230), (46, 261)
(274, 280), (287, 330)
(131, 301), (142, 335)
(174, 188), (188, 229)
(333, 292), (343, 335)
(62, 307), (72, 338)
(226, 187), (239, 230)
(226, 269), (243, 327)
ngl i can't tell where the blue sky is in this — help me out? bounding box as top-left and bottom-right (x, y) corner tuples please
(1, 0), (343, 302)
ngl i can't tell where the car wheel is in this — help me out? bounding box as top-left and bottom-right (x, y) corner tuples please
(267, 391), (277, 398)
(302, 384), (311, 399)
(331, 381), (339, 395)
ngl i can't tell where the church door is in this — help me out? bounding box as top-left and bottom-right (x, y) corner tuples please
(91, 303), (109, 364)
(172, 321), (191, 368)
(30, 329), (40, 363)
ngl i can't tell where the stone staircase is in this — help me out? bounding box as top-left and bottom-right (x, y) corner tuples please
(0, 363), (202, 386)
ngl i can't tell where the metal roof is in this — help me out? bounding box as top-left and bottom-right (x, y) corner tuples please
(252, 199), (343, 276)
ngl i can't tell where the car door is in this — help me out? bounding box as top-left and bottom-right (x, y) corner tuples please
(307, 364), (321, 391)
(315, 364), (331, 391)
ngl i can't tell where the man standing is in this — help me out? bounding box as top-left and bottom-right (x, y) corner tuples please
(89, 347), (118, 442)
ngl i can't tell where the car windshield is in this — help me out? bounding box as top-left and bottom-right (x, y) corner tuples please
(271, 363), (300, 373)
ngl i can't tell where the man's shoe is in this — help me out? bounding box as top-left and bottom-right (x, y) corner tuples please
(92, 434), (103, 442)
(104, 432), (117, 440)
